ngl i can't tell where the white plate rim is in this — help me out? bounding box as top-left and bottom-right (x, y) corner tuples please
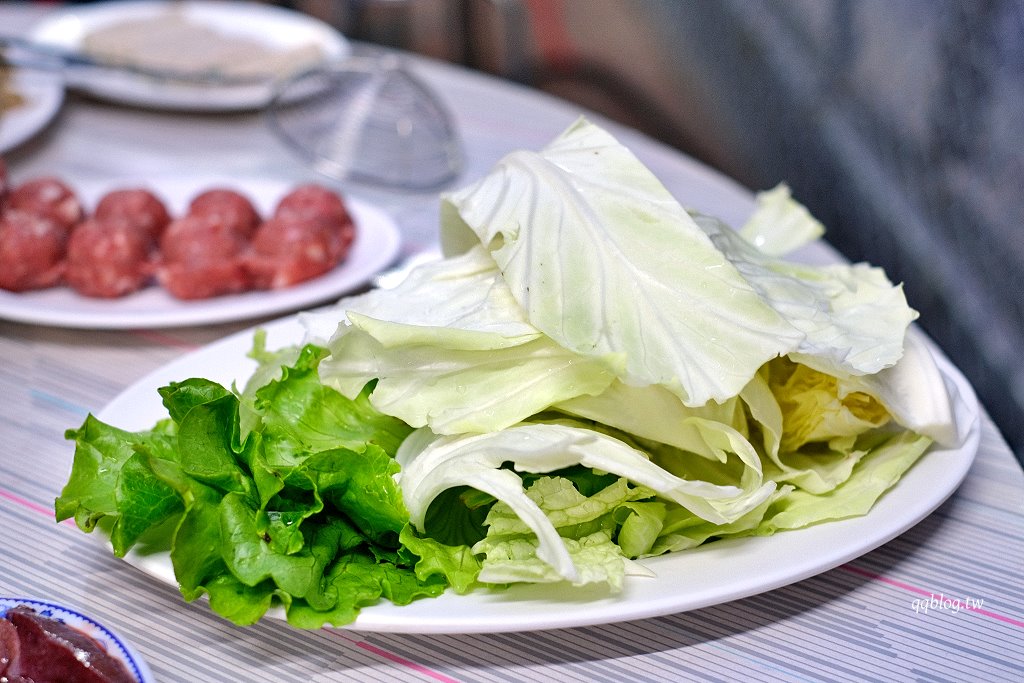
(0, 595), (154, 682)
(95, 315), (981, 634)
(0, 176), (401, 329)
(27, 0), (350, 111)
(0, 67), (64, 153)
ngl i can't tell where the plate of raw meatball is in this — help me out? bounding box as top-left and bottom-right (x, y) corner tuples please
(0, 164), (401, 328)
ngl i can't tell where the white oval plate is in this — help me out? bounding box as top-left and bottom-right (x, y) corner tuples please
(0, 176), (401, 329)
(0, 67), (64, 153)
(1, 596), (154, 682)
(28, 0), (349, 111)
(96, 316), (981, 634)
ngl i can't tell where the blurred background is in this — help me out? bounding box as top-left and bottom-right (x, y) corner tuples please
(285, 0), (1023, 461)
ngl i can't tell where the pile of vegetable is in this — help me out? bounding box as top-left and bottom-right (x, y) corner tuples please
(56, 119), (957, 628)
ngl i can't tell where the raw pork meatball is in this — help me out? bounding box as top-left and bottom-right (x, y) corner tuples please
(157, 259), (251, 300)
(245, 215), (351, 289)
(159, 213), (247, 263)
(156, 214), (250, 299)
(0, 210), (66, 292)
(64, 217), (154, 298)
(6, 177), (84, 232)
(188, 188), (260, 238)
(273, 183), (352, 226)
(94, 188), (171, 241)
(271, 184), (356, 263)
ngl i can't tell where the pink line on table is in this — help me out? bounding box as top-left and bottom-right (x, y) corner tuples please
(331, 631), (461, 682)
(0, 487), (76, 525)
(842, 563), (1024, 628)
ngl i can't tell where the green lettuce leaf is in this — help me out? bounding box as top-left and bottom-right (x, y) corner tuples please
(57, 416), (181, 555)
(400, 525), (484, 594)
(58, 418), (164, 530)
(57, 342), (442, 629)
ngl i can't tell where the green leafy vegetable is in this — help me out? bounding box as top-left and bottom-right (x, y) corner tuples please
(738, 183), (824, 256)
(441, 118), (804, 407)
(58, 344), (440, 628)
(56, 117), (958, 628)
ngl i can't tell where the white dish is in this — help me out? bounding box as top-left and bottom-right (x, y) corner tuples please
(28, 0), (350, 111)
(0, 596), (154, 682)
(97, 315), (981, 634)
(0, 67), (64, 152)
(0, 176), (401, 329)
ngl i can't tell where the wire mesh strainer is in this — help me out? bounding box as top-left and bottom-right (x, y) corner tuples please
(265, 55), (462, 191)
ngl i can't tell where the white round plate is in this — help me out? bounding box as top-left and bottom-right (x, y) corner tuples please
(96, 316), (981, 634)
(0, 67), (64, 152)
(0, 176), (401, 329)
(28, 0), (350, 111)
(0, 596), (154, 682)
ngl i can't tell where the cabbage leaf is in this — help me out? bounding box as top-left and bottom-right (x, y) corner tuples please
(739, 183), (825, 256)
(441, 118), (804, 406)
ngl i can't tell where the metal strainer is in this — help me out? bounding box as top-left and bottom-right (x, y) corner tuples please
(265, 55), (462, 191)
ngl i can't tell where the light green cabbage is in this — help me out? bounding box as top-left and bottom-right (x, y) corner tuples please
(694, 213), (918, 378)
(739, 183), (825, 256)
(309, 117), (956, 587)
(58, 116), (962, 620)
(441, 118), (804, 407)
(395, 422), (776, 582)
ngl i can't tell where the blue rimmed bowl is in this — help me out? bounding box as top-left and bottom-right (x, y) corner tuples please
(1, 596), (154, 683)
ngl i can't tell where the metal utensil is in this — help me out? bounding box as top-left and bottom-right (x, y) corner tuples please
(0, 35), (270, 86)
(3, 35), (463, 190)
(265, 55), (462, 191)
